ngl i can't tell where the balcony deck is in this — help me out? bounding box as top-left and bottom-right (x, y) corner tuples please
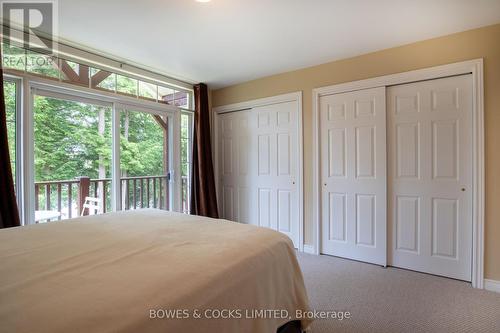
(34, 175), (189, 221)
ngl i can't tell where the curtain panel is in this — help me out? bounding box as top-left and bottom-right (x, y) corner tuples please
(0, 44), (21, 228)
(190, 83), (219, 218)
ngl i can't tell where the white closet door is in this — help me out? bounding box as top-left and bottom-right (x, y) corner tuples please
(387, 75), (472, 281)
(219, 110), (256, 224)
(253, 101), (298, 246)
(219, 111), (239, 222)
(320, 87), (387, 265)
(218, 101), (299, 248)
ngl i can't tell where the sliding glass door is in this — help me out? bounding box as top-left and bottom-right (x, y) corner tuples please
(119, 109), (172, 211)
(33, 93), (113, 221)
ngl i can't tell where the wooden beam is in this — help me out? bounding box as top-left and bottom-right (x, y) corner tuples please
(91, 70), (112, 88)
(153, 115), (168, 131)
(79, 65), (90, 86)
(59, 60), (90, 86)
(59, 60), (79, 82)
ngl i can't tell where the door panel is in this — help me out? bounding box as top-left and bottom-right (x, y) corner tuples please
(258, 188), (271, 228)
(328, 192), (346, 242)
(320, 87), (387, 265)
(395, 195), (419, 253)
(218, 100), (300, 247)
(388, 74), (472, 281)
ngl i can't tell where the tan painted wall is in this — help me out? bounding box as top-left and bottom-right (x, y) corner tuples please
(212, 23), (500, 280)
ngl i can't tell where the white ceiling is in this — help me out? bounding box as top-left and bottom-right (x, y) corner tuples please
(57, 0), (500, 88)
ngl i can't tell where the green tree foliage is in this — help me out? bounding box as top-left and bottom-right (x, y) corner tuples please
(33, 96), (171, 181)
(120, 111), (165, 177)
(33, 96), (113, 181)
(4, 81), (16, 179)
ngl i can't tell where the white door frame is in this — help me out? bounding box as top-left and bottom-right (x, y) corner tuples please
(213, 92), (304, 252)
(312, 59), (484, 288)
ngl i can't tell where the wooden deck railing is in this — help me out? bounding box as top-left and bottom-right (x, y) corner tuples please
(121, 175), (169, 211)
(35, 179), (79, 219)
(34, 175), (184, 221)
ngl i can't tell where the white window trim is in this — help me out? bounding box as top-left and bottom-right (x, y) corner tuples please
(312, 59), (484, 289)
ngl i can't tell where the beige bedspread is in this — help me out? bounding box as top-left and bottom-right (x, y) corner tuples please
(0, 209), (311, 333)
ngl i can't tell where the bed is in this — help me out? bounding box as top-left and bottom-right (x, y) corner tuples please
(0, 209), (311, 333)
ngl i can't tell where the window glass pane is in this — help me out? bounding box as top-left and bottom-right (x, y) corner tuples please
(138, 81), (157, 101)
(116, 75), (138, 96)
(158, 85), (175, 104)
(66, 61), (79, 72)
(181, 139), (188, 164)
(181, 112), (192, 214)
(2, 42), (25, 71)
(33, 95), (112, 221)
(26, 50), (59, 79)
(174, 90), (189, 108)
(90, 68), (116, 92)
(60, 60), (90, 85)
(3, 81), (16, 184)
(120, 111), (169, 210)
(181, 113), (189, 135)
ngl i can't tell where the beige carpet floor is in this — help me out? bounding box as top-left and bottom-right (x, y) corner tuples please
(296, 253), (500, 333)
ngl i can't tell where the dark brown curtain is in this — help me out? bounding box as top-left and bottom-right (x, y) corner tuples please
(190, 83), (219, 218)
(0, 44), (21, 228)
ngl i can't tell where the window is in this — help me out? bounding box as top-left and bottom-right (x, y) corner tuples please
(116, 75), (138, 96)
(90, 68), (116, 92)
(2, 38), (194, 224)
(120, 110), (171, 211)
(181, 112), (193, 214)
(2, 42), (25, 71)
(33, 94), (113, 220)
(138, 81), (157, 101)
(2, 41), (193, 107)
(26, 50), (60, 79)
(3, 80), (17, 187)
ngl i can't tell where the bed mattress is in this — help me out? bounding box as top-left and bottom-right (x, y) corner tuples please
(0, 209), (311, 332)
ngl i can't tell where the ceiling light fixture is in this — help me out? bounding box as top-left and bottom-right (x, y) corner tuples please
(195, 0), (211, 3)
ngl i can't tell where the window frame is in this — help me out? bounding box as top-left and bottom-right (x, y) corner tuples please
(3, 70), (189, 225)
(181, 110), (194, 214)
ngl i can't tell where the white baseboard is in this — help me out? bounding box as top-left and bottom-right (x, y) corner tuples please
(303, 244), (316, 254)
(484, 279), (500, 293)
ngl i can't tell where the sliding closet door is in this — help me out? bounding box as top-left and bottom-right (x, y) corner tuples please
(319, 87), (386, 265)
(387, 75), (473, 281)
(218, 101), (300, 248)
(254, 102), (298, 245)
(219, 110), (253, 223)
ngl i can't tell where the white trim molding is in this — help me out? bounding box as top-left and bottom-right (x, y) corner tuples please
(212, 92), (303, 114)
(312, 59), (485, 288)
(213, 92), (305, 252)
(484, 279), (500, 294)
(303, 244), (316, 255)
